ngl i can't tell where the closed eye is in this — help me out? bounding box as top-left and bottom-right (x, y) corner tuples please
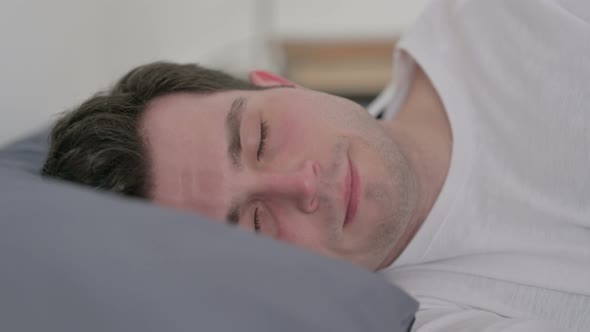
(253, 207), (261, 233)
(257, 120), (269, 161)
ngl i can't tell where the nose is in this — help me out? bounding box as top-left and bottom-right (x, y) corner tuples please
(254, 160), (320, 213)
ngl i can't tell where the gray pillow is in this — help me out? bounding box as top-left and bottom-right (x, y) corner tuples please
(0, 130), (417, 332)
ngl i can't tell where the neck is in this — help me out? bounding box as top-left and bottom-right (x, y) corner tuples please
(377, 64), (452, 270)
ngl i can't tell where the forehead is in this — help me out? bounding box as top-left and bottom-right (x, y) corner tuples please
(139, 92), (235, 219)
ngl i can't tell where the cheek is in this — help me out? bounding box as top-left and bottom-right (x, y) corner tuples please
(275, 215), (332, 254)
(278, 108), (330, 147)
(270, 112), (305, 157)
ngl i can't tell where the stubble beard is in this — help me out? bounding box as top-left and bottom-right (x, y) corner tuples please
(358, 124), (417, 268)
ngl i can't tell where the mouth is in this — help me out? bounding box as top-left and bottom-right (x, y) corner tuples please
(343, 156), (360, 227)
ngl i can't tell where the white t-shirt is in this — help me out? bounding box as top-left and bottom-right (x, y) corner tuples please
(381, 1), (590, 331)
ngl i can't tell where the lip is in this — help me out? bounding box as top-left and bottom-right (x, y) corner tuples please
(343, 157), (360, 226)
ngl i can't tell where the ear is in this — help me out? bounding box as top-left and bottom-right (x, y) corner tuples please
(249, 70), (296, 88)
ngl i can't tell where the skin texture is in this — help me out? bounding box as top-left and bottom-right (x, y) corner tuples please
(140, 66), (451, 271)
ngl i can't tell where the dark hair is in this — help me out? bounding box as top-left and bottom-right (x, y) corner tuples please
(41, 61), (260, 198)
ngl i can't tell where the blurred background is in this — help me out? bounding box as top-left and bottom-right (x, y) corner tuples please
(0, 0), (428, 145)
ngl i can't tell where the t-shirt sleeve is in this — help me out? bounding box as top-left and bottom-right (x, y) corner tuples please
(556, 0), (590, 23)
(412, 298), (566, 332)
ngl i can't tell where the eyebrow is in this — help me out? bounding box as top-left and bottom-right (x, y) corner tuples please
(224, 97), (247, 225)
(226, 97), (246, 169)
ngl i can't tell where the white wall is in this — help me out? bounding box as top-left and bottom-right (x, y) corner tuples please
(0, 0), (427, 145)
(0, 0), (255, 145)
(275, 0), (428, 39)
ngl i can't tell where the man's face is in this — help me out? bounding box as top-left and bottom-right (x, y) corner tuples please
(140, 72), (415, 270)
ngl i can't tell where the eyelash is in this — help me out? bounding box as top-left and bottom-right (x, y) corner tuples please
(257, 120), (269, 161)
(252, 119), (268, 233)
(253, 207), (261, 233)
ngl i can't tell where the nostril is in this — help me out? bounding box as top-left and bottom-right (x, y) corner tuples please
(309, 196), (319, 211)
(304, 160), (320, 192)
(312, 161), (320, 178)
(305, 161), (320, 213)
